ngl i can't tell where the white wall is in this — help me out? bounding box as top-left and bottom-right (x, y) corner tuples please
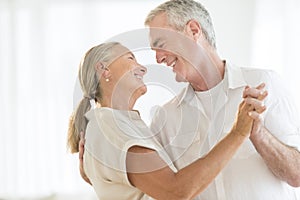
(200, 0), (256, 66)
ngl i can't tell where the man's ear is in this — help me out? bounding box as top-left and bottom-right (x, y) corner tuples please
(185, 19), (202, 41)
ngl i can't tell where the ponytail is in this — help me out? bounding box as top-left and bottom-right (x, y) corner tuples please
(67, 97), (91, 153)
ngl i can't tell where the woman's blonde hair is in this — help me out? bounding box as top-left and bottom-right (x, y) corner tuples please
(67, 42), (120, 153)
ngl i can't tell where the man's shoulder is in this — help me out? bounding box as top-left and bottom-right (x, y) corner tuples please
(235, 65), (280, 83)
(240, 66), (275, 74)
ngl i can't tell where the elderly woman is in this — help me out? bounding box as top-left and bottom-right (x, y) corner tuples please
(67, 42), (267, 200)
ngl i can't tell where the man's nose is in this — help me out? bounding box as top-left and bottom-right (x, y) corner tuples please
(155, 50), (166, 64)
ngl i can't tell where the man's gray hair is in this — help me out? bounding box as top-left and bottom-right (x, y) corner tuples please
(145, 0), (216, 49)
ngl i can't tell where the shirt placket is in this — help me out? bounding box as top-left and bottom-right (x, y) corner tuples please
(210, 89), (228, 200)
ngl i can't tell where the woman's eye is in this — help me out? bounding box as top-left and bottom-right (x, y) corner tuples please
(128, 56), (134, 60)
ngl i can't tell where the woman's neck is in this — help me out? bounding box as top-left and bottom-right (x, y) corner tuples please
(100, 92), (137, 111)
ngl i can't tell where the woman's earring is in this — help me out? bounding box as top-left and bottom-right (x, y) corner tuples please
(105, 78), (109, 82)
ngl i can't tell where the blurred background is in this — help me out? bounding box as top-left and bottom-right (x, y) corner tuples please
(1, 0), (300, 199)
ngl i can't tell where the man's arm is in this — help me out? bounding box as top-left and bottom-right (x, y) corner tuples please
(79, 131), (92, 185)
(243, 84), (300, 187)
(250, 125), (300, 187)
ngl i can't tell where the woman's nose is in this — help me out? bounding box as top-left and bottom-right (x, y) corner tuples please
(139, 64), (147, 75)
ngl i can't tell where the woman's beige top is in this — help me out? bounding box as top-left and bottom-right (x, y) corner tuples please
(84, 107), (177, 200)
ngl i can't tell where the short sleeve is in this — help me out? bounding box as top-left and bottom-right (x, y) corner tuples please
(121, 139), (178, 186)
(264, 72), (300, 151)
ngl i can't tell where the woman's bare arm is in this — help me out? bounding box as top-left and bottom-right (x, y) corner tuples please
(127, 85), (267, 200)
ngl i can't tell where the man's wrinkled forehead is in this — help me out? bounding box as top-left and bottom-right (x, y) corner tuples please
(148, 27), (178, 48)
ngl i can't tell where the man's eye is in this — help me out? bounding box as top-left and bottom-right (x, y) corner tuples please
(158, 43), (165, 49)
(128, 56), (134, 60)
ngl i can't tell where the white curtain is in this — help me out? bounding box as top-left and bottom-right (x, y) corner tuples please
(251, 0), (300, 108)
(0, 0), (100, 198)
(1, 0), (300, 198)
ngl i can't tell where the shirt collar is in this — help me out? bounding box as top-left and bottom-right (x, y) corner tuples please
(176, 62), (247, 107)
(226, 62), (248, 89)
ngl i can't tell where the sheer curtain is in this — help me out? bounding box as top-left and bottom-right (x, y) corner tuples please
(0, 0), (104, 198)
(1, 0), (300, 199)
(251, 0), (300, 108)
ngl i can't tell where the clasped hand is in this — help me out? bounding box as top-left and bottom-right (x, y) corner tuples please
(234, 83), (268, 137)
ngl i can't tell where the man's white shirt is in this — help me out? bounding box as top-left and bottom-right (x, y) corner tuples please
(150, 63), (300, 200)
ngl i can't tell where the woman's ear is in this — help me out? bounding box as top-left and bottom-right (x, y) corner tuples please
(185, 19), (202, 41)
(95, 62), (105, 72)
(95, 62), (111, 81)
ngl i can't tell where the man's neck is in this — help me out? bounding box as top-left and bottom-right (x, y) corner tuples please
(190, 60), (225, 92)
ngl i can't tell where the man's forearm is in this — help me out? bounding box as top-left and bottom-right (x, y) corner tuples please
(250, 127), (300, 187)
